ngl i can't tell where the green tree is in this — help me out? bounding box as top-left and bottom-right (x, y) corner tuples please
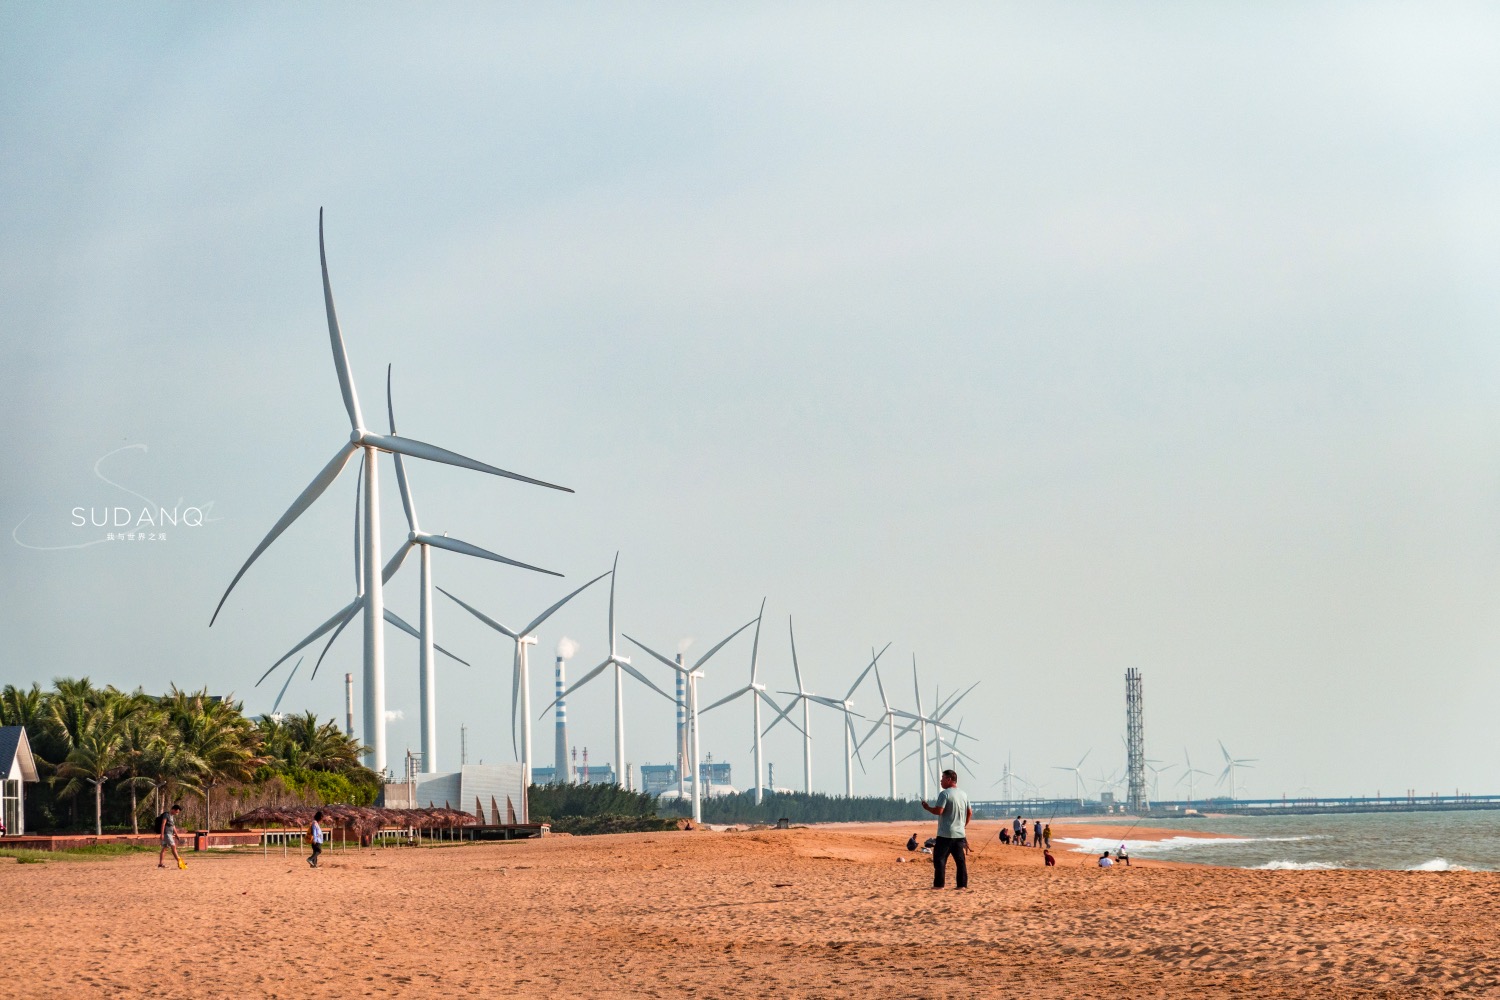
(54, 702), (129, 835)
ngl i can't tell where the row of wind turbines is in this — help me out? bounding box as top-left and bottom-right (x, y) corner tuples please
(996, 740), (1259, 805)
(208, 213), (983, 822)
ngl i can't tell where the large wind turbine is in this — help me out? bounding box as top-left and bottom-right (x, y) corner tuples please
(548, 554), (671, 788)
(438, 568), (610, 784)
(210, 211), (572, 773)
(700, 600), (794, 806)
(1217, 740), (1257, 799)
(624, 614), (761, 822)
(854, 655), (903, 798)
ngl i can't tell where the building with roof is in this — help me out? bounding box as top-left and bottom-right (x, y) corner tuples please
(0, 726), (39, 836)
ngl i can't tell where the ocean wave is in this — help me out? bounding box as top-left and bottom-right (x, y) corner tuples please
(1055, 835), (1295, 854)
(1254, 860), (1342, 870)
(1407, 858), (1468, 872)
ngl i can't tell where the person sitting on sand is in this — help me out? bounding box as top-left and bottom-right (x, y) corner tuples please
(1044, 849), (1056, 867)
(1117, 843), (1130, 867)
(922, 837), (936, 854)
(999, 828), (1010, 845)
(906, 833), (919, 852)
(1098, 850), (1114, 868)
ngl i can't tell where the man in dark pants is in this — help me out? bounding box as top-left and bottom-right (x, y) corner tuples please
(920, 769), (972, 889)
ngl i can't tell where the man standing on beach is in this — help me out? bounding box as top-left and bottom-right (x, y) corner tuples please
(157, 803), (183, 869)
(921, 769), (971, 890)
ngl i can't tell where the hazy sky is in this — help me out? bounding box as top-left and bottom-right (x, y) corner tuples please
(5, 5), (1500, 801)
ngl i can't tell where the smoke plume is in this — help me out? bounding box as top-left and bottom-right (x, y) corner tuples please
(556, 636), (579, 659)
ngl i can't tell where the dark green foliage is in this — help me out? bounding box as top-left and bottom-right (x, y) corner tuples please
(546, 814), (682, 836)
(527, 782), (659, 823)
(0, 678), (379, 832)
(658, 790), (928, 824)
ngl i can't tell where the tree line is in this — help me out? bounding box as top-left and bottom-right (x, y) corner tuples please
(0, 678), (381, 835)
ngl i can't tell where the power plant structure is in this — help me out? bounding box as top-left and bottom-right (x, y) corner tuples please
(344, 673), (354, 738)
(554, 655), (569, 783)
(1125, 668), (1147, 813)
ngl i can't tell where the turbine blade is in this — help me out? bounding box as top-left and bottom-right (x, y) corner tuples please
(747, 598), (766, 683)
(386, 366), (419, 534)
(353, 451), (363, 588)
(760, 695), (801, 737)
(701, 687), (751, 713)
(434, 641), (469, 667)
(522, 570), (612, 636)
(384, 608), (421, 640)
(424, 533), (561, 577)
(319, 209), (364, 431)
(270, 657), (304, 715)
(788, 617), (804, 693)
(259, 597), (362, 686)
(381, 540), (415, 585)
(844, 660), (876, 702)
(362, 432), (573, 493)
(436, 586), (519, 639)
(618, 660), (673, 702)
(692, 617), (758, 670)
(309, 601), (361, 681)
(607, 552), (618, 647)
(621, 634), (681, 673)
(511, 648), (521, 759)
(211, 441), (358, 625)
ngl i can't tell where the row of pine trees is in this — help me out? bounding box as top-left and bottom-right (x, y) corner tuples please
(0, 679), (380, 835)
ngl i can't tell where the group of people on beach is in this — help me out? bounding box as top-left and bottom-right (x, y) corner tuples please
(998, 815), (1051, 850)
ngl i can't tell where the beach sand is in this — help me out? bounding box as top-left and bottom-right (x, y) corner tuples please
(6, 820), (1498, 998)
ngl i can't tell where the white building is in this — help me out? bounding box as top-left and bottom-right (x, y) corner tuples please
(0, 727), (39, 836)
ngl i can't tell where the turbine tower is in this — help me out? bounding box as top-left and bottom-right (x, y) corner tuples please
(439, 568), (610, 787)
(701, 600), (793, 805)
(210, 211), (571, 773)
(550, 554), (672, 788)
(1125, 668), (1147, 813)
(624, 614), (760, 822)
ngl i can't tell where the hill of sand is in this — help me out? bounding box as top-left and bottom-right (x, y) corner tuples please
(5, 820), (1498, 998)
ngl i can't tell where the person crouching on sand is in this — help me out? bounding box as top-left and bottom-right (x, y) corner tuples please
(921, 769), (971, 890)
(1098, 850), (1114, 868)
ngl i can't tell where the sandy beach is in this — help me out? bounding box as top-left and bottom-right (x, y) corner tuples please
(7, 820), (1498, 998)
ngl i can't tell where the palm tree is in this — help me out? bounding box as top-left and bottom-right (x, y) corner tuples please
(55, 704), (129, 835)
(118, 709), (169, 834)
(0, 682), (45, 730)
(178, 709), (262, 831)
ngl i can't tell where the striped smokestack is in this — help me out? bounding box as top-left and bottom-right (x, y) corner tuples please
(554, 655), (569, 784)
(345, 673), (355, 738)
(675, 655), (686, 796)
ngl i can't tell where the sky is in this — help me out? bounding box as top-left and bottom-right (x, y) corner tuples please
(4, 4), (1500, 803)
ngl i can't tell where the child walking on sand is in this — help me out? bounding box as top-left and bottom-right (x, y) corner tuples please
(157, 804), (184, 869)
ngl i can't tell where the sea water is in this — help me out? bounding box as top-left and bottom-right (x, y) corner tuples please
(1053, 810), (1500, 871)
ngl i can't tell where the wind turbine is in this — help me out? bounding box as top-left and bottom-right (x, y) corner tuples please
(548, 554), (672, 788)
(778, 647), (881, 797)
(209, 211), (572, 773)
(1052, 750), (1092, 805)
(268, 657), (304, 719)
(1145, 759), (1176, 804)
(1217, 740), (1258, 799)
(854, 656), (903, 799)
(1177, 748), (1213, 804)
(437, 567), (611, 784)
(624, 614), (761, 822)
(699, 601), (800, 805)
(759, 617), (820, 794)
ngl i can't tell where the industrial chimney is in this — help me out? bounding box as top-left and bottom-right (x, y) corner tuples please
(554, 655), (569, 784)
(345, 673), (355, 738)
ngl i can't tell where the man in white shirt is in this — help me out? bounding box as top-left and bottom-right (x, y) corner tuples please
(920, 769), (972, 889)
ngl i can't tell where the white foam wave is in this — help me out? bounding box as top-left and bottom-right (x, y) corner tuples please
(1255, 860), (1342, 870)
(1056, 835), (1295, 855)
(1407, 858), (1468, 872)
